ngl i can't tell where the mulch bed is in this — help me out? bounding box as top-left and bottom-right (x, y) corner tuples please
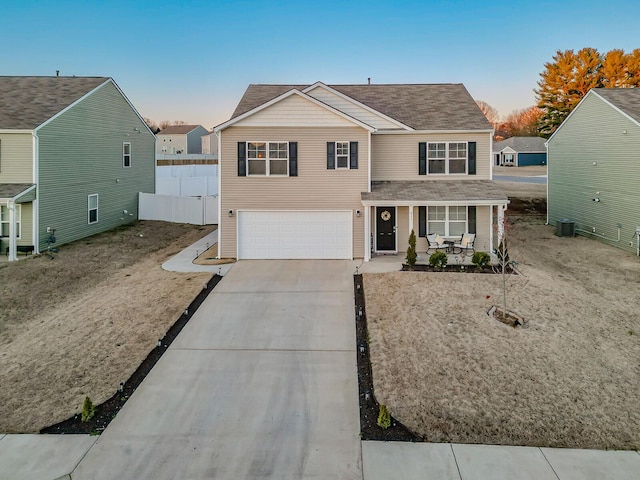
(354, 274), (422, 442)
(40, 274), (223, 435)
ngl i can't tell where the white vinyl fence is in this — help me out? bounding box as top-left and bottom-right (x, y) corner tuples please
(156, 165), (218, 196)
(139, 193), (218, 225)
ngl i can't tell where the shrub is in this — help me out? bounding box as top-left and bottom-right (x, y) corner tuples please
(377, 404), (391, 429)
(472, 251), (491, 268)
(406, 229), (417, 266)
(429, 251), (447, 269)
(81, 396), (95, 422)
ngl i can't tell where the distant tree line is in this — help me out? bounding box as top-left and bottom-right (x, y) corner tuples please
(143, 118), (186, 134)
(477, 47), (640, 141)
(536, 48), (640, 137)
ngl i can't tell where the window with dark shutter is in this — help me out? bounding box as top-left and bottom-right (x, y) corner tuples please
(327, 142), (335, 169)
(349, 141), (358, 169)
(418, 206), (426, 237)
(289, 142), (298, 176)
(418, 142), (426, 175)
(468, 142), (476, 175)
(468, 206), (476, 234)
(237, 142), (246, 176)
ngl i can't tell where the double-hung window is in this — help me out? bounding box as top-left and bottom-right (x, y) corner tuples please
(88, 194), (98, 224)
(0, 204), (21, 238)
(427, 206), (467, 236)
(247, 141), (288, 176)
(427, 142), (467, 174)
(123, 142), (131, 168)
(336, 142), (349, 168)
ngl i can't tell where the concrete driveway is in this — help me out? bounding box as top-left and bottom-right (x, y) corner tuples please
(72, 260), (361, 479)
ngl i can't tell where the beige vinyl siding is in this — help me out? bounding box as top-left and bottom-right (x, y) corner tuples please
(0, 133), (33, 182)
(16, 202), (34, 246)
(157, 134), (187, 154)
(232, 95), (359, 128)
(220, 126), (369, 258)
(548, 93), (640, 253)
(371, 132), (492, 180)
(306, 87), (401, 130)
(37, 81), (155, 250)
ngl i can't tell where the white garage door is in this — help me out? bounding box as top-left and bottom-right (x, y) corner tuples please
(238, 210), (353, 259)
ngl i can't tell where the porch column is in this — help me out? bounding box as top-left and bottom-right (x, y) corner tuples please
(7, 200), (17, 262)
(497, 204), (506, 244)
(364, 206), (371, 262)
(408, 205), (414, 236)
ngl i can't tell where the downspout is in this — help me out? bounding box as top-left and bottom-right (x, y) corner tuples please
(32, 130), (40, 253)
(215, 129), (222, 259)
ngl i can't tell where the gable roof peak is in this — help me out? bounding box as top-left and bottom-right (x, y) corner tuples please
(230, 82), (490, 131)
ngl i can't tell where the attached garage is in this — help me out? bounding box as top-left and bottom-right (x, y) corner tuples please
(237, 210), (353, 259)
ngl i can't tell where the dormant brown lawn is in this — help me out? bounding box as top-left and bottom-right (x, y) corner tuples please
(0, 221), (214, 433)
(364, 221), (640, 449)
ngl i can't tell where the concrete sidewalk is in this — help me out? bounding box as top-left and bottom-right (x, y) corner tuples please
(362, 441), (640, 480)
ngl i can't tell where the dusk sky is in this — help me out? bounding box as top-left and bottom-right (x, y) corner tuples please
(2, 0), (638, 130)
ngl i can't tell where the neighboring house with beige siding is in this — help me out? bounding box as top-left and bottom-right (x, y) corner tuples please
(0, 76), (155, 261)
(547, 88), (640, 255)
(156, 124), (208, 154)
(214, 81), (509, 260)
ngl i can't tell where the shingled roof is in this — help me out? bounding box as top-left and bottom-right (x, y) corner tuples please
(0, 76), (109, 129)
(493, 136), (546, 153)
(593, 88), (640, 125)
(231, 83), (492, 131)
(157, 124), (204, 135)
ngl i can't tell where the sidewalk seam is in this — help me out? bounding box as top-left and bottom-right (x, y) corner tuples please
(67, 436), (100, 480)
(450, 443), (463, 480)
(538, 447), (561, 480)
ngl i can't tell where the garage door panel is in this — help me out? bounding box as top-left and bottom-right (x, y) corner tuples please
(238, 211), (352, 259)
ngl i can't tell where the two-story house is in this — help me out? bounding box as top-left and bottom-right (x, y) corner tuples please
(0, 76), (155, 261)
(214, 82), (508, 260)
(157, 125), (209, 154)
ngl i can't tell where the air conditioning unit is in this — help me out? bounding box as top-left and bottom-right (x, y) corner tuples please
(556, 219), (575, 237)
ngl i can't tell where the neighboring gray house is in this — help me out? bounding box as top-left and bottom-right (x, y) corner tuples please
(493, 136), (547, 166)
(156, 124), (208, 154)
(547, 87), (640, 255)
(0, 76), (155, 260)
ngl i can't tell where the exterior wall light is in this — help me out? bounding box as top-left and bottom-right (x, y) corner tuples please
(355, 209), (361, 217)
(228, 209), (234, 217)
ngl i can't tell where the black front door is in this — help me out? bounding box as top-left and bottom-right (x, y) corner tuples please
(376, 207), (396, 251)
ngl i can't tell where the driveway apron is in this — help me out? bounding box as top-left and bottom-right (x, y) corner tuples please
(72, 260), (361, 479)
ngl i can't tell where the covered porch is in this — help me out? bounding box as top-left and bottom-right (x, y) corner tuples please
(0, 184), (36, 262)
(361, 180), (509, 262)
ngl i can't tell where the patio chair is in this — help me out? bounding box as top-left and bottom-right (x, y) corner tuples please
(426, 234), (448, 254)
(453, 233), (475, 256)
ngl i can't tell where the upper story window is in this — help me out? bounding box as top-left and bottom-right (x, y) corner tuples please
(428, 142), (466, 174)
(419, 141), (475, 175)
(88, 194), (99, 224)
(327, 141), (358, 170)
(0, 204), (21, 238)
(247, 141), (288, 176)
(336, 142), (349, 168)
(123, 142), (131, 167)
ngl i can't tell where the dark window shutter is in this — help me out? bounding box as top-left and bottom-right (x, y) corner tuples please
(289, 142), (298, 176)
(349, 141), (358, 169)
(327, 142), (335, 169)
(468, 206), (476, 234)
(237, 142), (246, 176)
(418, 206), (427, 237)
(468, 142), (476, 175)
(419, 142), (426, 175)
